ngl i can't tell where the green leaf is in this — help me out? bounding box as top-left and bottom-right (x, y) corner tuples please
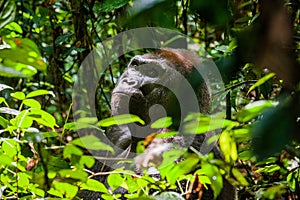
(248, 72), (275, 94)
(263, 185), (287, 199)
(42, 132), (58, 137)
(256, 157), (277, 165)
(26, 89), (54, 98)
(236, 100), (276, 122)
(51, 181), (78, 199)
(81, 179), (109, 193)
(183, 113), (237, 134)
(23, 99), (41, 109)
(2, 139), (18, 158)
(28, 184), (45, 197)
(0, 63), (32, 77)
(0, 154), (15, 167)
(137, 176), (155, 188)
(232, 168), (249, 186)
(107, 173), (124, 191)
(219, 130), (237, 163)
(0, 97), (5, 105)
(151, 117), (172, 129)
(98, 0), (130, 12)
(197, 175), (212, 187)
(63, 144), (83, 159)
(160, 152), (199, 185)
(154, 192), (185, 200)
(16, 110), (33, 129)
(98, 114), (145, 127)
(0, 0), (16, 29)
(48, 187), (63, 198)
(226, 39), (237, 54)
(256, 165), (281, 173)
(123, 174), (139, 193)
(17, 173), (30, 188)
(156, 131), (178, 138)
(198, 163), (223, 199)
(63, 122), (76, 131)
(79, 155), (95, 168)
(74, 117), (100, 130)
(0, 115), (8, 128)
(238, 150), (254, 161)
(71, 135), (114, 152)
(287, 171), (297, 191)
(11, 91), (25, 100)
(3, 21), (22, 34)
(29, 108), (57, 129)
(59, 169), (88, 182)
(232, 128), (250, 137)
(0, 38), (47, 74)
(159, 149), (183, 169)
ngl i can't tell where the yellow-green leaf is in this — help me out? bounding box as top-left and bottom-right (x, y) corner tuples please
(71, 135), (114, 152)
(151, 116), (172, 129)
(98, 114), (145, 127)
(248, 72), (275, 94)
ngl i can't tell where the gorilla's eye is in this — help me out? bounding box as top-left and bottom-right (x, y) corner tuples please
(143, 68), (159, 78)
(139, 64), (161, 78)
(130, 60), (139, 67)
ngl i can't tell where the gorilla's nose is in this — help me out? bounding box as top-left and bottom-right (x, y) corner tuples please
(122, 77), (139, 87)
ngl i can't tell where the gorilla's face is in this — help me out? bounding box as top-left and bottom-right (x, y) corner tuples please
(111, 52), (182, 126)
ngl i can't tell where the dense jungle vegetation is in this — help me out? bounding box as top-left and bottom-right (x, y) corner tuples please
(0, 0), (299, 199)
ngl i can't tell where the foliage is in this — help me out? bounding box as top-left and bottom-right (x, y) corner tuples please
(0, 0), (299, 199)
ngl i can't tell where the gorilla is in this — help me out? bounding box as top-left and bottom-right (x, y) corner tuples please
(107, 48), (211, 156)
(81, 48), (236, 200)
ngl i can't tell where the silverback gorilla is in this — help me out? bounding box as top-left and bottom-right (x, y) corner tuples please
(82, 48), (236, 199)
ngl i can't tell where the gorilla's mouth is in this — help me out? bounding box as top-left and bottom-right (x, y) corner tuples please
(111, 91), (150, 125)
(112, 84), (167, 126)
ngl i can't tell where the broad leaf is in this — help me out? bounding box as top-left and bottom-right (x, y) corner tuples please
(98, 114), (145, 127)
(81, 179), (109, 193)
(248, 72), (275, 94)
(237, 100), (276, 122)
(26, 89), (54, 98)
(16, 110), (33, 129)
(154, 192), (185, 200)
(0, 0), (16, 29)
(29, 108), (58, 130)
(11, 91), (25, 100)
(23, 99), (41, 109)
(219, 130), (238, 163)
(107, 173), (124, 191)
(197, 163), (223, 199)
(151, 117), (172, 129)
(98, 0), (130, 12)
(59, 169), (88, 182)
(71, 135), (114, 152)
(232, 168), (249, 186)
(0, 38), (47, 76)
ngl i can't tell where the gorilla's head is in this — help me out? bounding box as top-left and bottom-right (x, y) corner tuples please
(111, 49), (209, 126)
